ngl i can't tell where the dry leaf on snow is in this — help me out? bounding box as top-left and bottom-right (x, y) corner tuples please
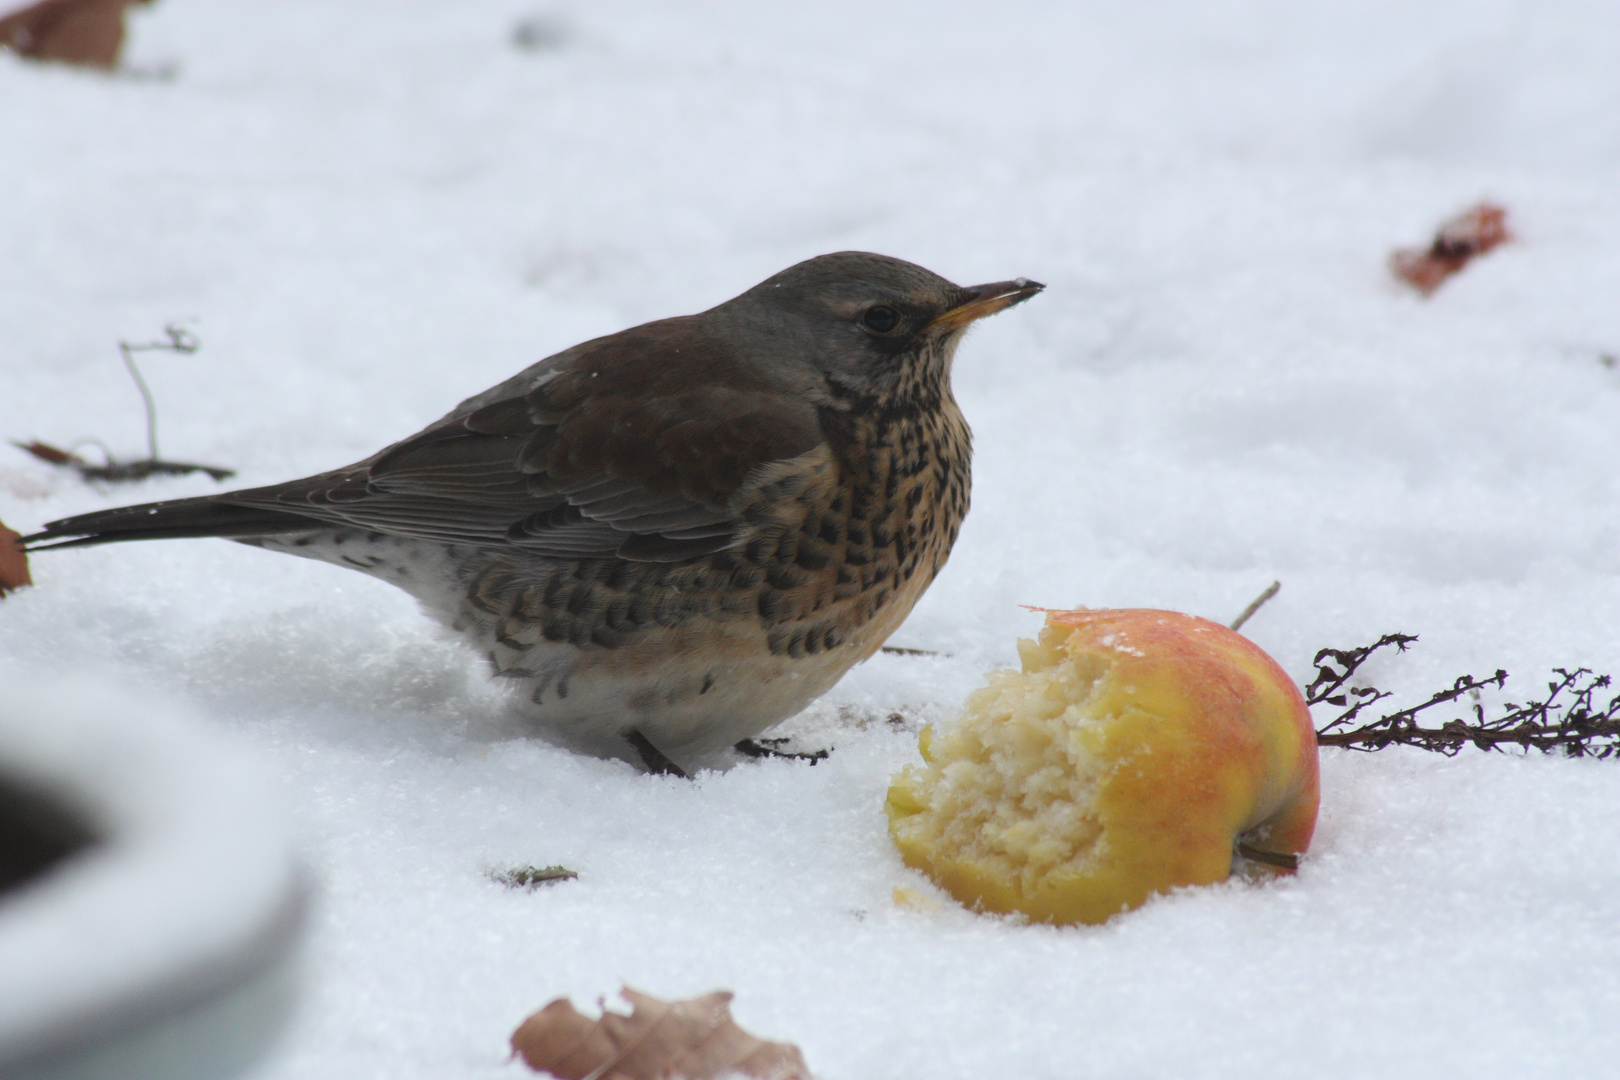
(0, 0), (148, 69)
(11, 440), (80, 466)
(1390, 202), (1512, 296)
(511, 987), (811, 1080)
(0, 517), (32, 597)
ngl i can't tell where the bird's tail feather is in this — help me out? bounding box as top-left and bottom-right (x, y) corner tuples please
(24, 496), (320, 550)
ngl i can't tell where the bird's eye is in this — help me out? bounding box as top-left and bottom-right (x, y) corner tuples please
(860, 305), (900, 334)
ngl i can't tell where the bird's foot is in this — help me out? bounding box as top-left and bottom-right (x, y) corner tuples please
(733, 737), (830, 766)
(624, 729), (690, 779)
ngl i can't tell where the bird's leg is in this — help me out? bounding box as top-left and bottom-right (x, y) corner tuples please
(733, 737), (830, 765)
(624, 729), (690, 779)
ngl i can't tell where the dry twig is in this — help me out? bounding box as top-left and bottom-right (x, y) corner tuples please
(733, 737), (829, 765)
(12, 323), (234, 483)
(1307, 634), (1620, 758)
(880, 645), (944, 657)
(488, 865), (578, 890)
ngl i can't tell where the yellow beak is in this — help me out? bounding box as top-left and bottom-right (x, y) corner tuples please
(929, 277), (1045, 332)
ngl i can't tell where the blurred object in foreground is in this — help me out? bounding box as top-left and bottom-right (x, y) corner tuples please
(511, 12), (569, 52)
(0, 518), (29, 598)
(1390, 203), (1512, 296)
(511, 988), (812, 1080)
(0, 675), (307, 1080)
(0, 0), (149, 69)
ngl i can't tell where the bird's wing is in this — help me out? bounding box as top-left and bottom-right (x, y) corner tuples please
(221, 321), (826, 562)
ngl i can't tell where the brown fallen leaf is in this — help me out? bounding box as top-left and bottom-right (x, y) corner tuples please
(0, 517), (32, 597)
(12, 439), (78, 466)
(0, 0), (149, 69)
(511, 987), (812, 1080)
(1390, 202), (1512, 296)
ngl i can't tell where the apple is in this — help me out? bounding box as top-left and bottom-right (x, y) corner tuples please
(885, 608), (1318, 925)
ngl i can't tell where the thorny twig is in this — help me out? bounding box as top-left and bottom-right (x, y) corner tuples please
(1303, 632), (1418, 725)
(1307, 634), (1620, 758)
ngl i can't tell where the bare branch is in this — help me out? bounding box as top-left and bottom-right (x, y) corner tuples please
(1307, 635), (1620, 759)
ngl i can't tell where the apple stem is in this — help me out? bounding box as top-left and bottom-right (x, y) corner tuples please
(1236, 842), (1299, 871)
(1229, 581), (1281, 632)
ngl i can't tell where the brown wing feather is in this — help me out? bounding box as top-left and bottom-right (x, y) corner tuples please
(226, 320), (825, 560)
(30, 316), (825, 559)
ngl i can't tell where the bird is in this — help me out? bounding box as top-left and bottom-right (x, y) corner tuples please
(26, 252), (1043, 773)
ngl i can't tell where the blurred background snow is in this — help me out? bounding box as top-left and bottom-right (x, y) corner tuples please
(1, 2), (1617, 1078)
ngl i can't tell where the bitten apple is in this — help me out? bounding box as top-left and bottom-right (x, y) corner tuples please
(886, 608), (1318, 925)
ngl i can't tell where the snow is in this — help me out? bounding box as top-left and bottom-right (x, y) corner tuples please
(1, 2), (1618, 1077)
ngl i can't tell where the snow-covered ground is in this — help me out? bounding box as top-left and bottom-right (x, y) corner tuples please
(2, 2), (1619, 1077)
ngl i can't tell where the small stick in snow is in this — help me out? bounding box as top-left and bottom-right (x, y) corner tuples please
(880, 644), (945, 657)
(14, 440), (236, 483)
(1229, 580), (1281, 632)
(488, 865), (578, 890)
(119, 322), (200, 464)
(733, 737), (830, 765)
(12, 323), (236, 484)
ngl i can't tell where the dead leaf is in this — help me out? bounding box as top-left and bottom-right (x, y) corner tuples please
(1390, 202), (1512, 296)
(511, 987), (812, 1080)
(0, 517), (32, 597)
(12, 439), (81, 466)
(0, 0), (149, 69)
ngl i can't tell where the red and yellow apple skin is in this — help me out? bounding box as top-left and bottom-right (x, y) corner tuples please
(886, 608), (1319, 925)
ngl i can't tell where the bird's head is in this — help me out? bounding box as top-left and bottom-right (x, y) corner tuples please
(713, 251), (1044, 406)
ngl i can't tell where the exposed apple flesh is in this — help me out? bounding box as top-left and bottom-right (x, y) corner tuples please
(886, 608), (1319, 925)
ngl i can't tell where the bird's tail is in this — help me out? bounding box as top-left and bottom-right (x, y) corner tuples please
(24, 495), (319, 550)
